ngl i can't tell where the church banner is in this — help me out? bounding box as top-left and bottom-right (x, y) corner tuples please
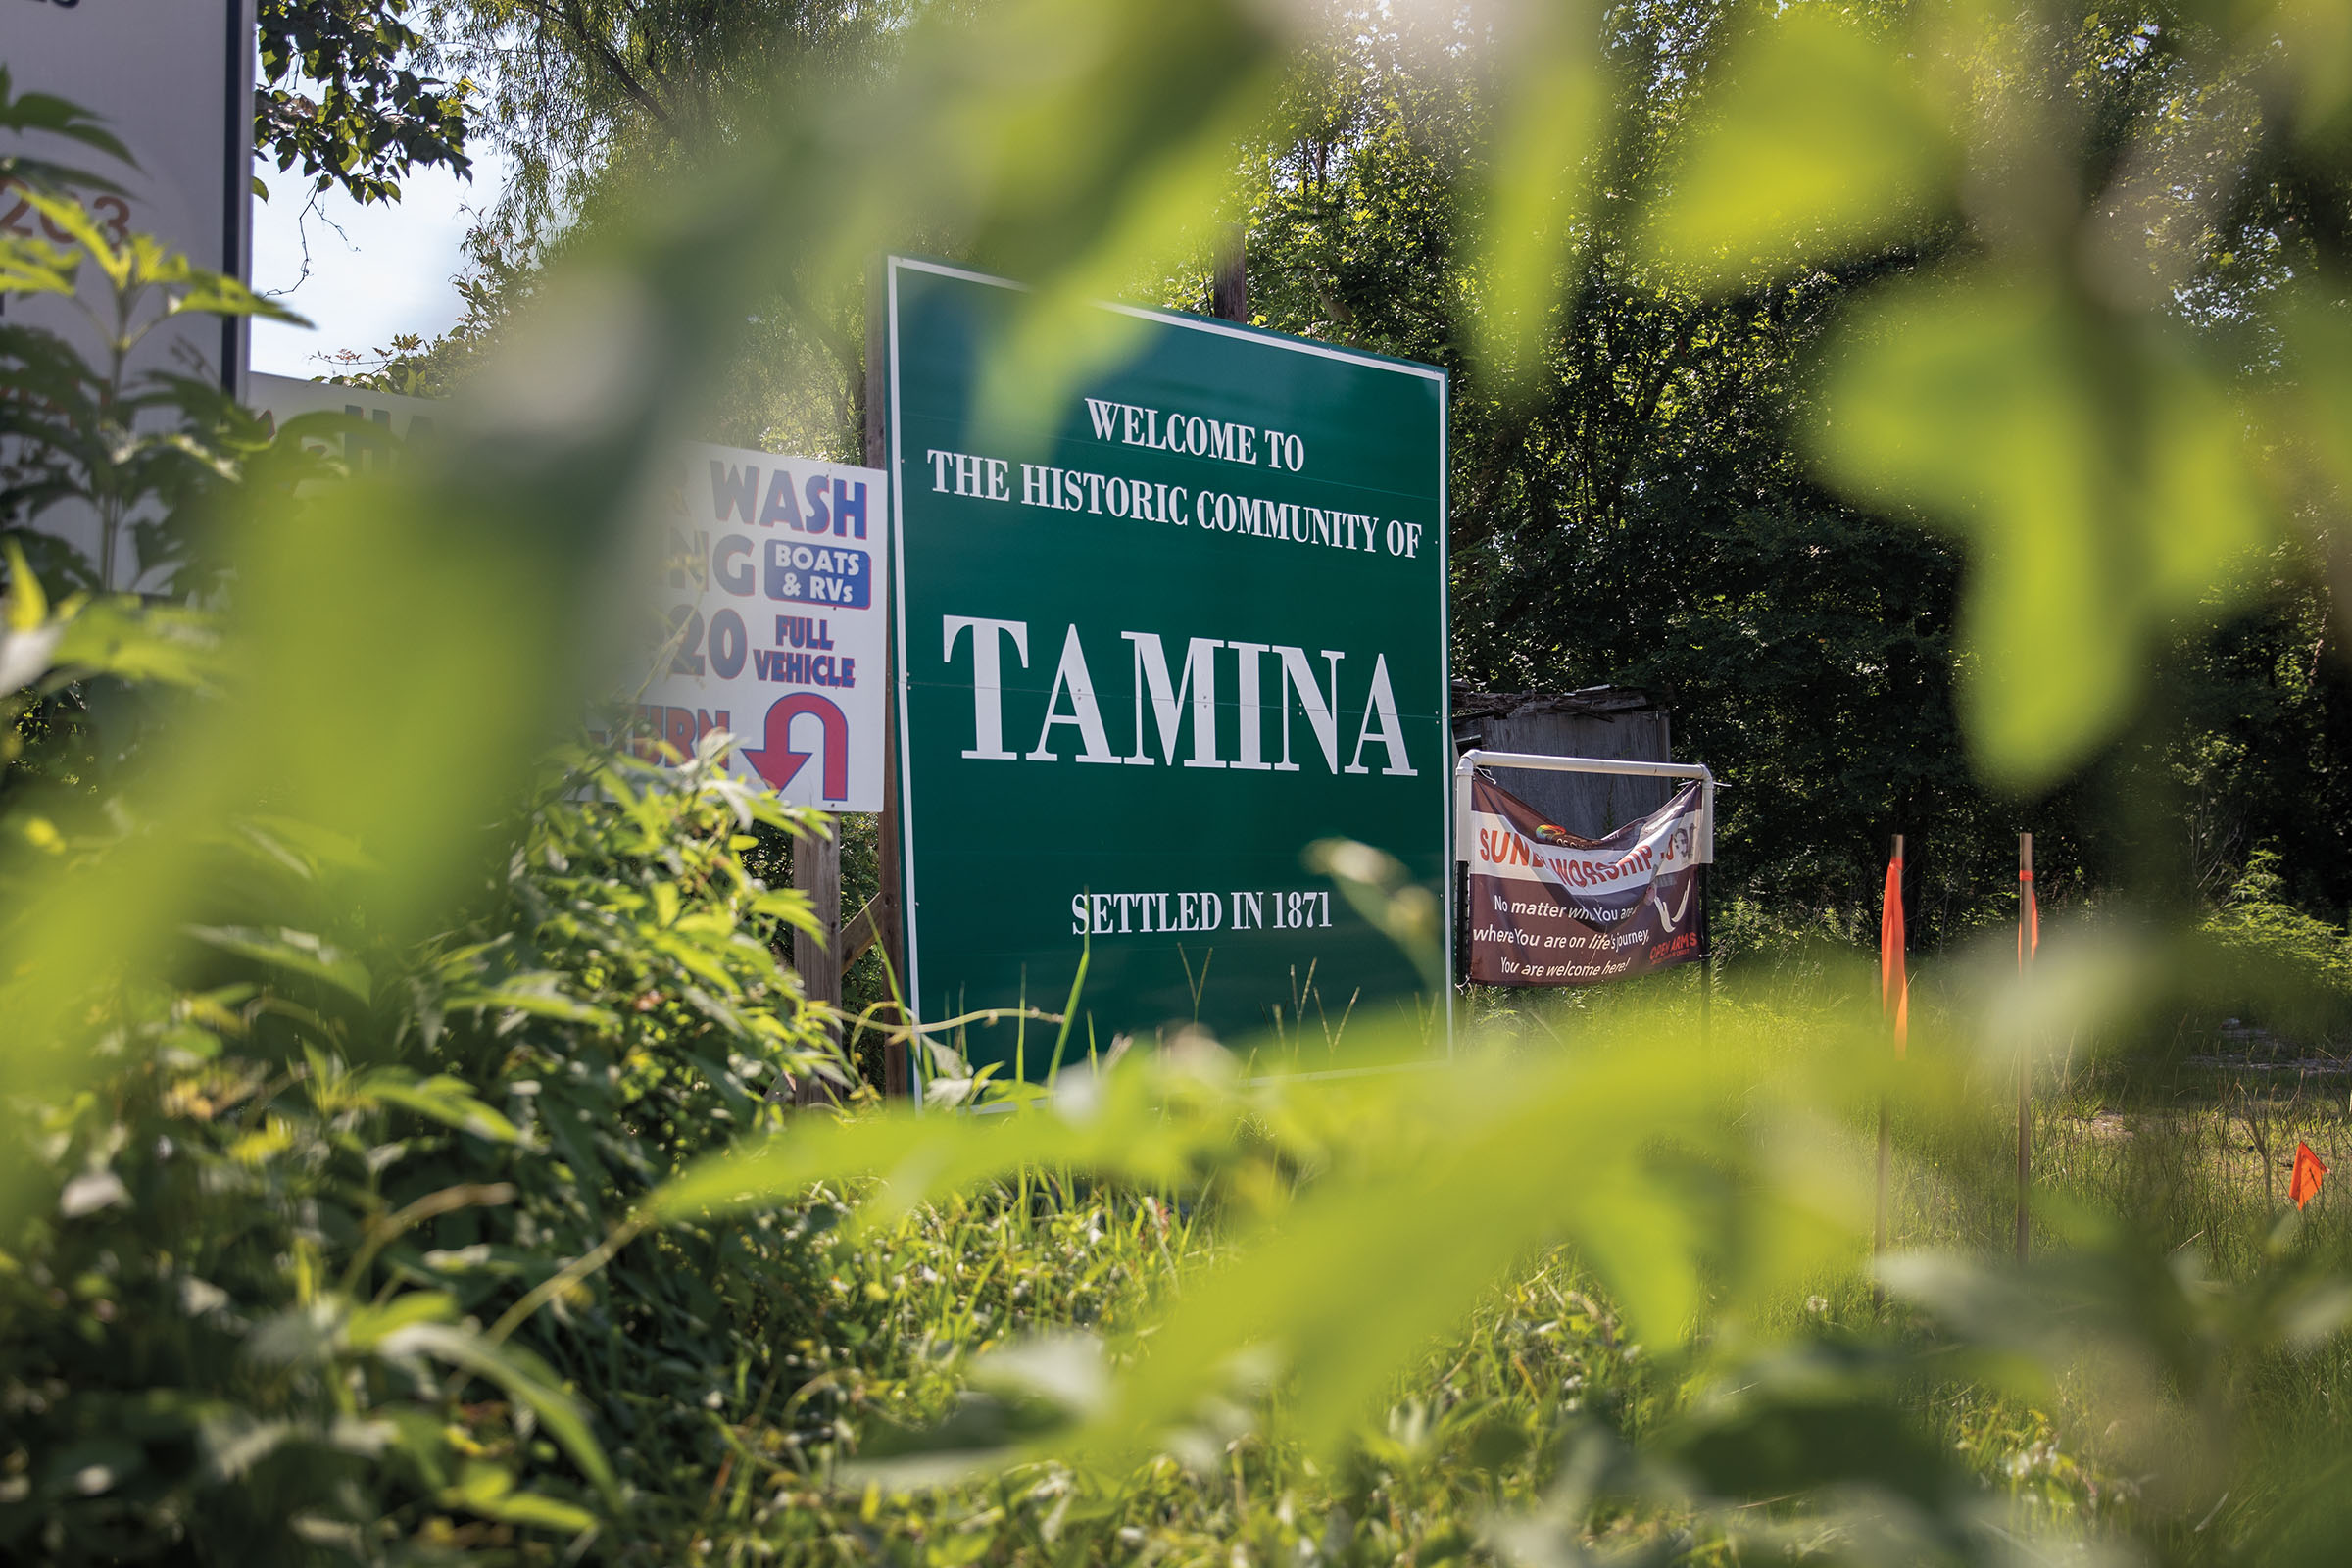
(1464, 775), (1709, 985)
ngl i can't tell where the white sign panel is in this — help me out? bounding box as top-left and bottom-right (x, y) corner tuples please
(3, 0), (256, 589)
(248, 371), (439, 468)
(641, 447), (890, 811)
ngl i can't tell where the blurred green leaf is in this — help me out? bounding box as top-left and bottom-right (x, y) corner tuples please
(1670, 1387), (1965, 1524)
(2235, 0), (2352, 128)
(348, 1069), (527, 1145)
(439, 972), (622, 1031)
(0, 233), (79, 300)
(1306, 837), (1444, 992)
(1, 540), (63, 690)
(1811, 270), (2275, 790)
(185, 924), (371, 1004)
(341, 1289), (462, 1351)
(47, 600), (218, 690)
(1, 540), (43, 633)
(441, 1462), (597, 1533)
(19, 187), (128, 292)
(2275, 279), (2352, 513)
(848, 1337), (1110, 1486)
(650, 1026), (1816, 1471)
(0, 64), (134, 170)
(371, 1318), (618, 1504)
(1468, 0), (1608, 390)
(1644, 7), (1954, 290)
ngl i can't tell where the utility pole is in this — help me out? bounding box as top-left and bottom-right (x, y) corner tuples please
(1212, 223), (1247, 323)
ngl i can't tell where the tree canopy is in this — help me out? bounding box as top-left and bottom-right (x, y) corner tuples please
(257, 0), (474, 204)
(281, 0), (2352, 933)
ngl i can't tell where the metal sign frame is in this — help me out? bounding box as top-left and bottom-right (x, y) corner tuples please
(1452, 749), (1715, 857)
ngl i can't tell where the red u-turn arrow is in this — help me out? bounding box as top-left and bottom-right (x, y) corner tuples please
(739, 693), (850, 800)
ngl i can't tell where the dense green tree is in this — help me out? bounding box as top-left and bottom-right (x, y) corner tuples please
(419, 0), (906, 234)
(395, 0), (917, 453)
(350, 0), (2352, 937)
(1227, 0), (2352, 938)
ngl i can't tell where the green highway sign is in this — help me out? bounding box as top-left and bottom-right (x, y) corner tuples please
(883, 257), (1449, 1073)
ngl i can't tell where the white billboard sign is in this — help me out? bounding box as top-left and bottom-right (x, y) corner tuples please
(641, 446), (890, 811)
(2, 1), (257, 590)
(247, 371), (438, 468)
(0, 0), (256, 390)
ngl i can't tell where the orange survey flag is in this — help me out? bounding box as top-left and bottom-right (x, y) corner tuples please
(2293, 1143), (2328, 1209)
(2019, 865), (2039, 968)
(1881, 848), (1908, 1056)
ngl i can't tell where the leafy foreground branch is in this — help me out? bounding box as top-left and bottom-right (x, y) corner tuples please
(0, 732), (844, 1559)
(11, 11), (2352, 1559)
(14, 866), (2352, 1568)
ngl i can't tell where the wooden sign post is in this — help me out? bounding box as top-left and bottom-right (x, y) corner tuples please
(790, 829), (842, 1104)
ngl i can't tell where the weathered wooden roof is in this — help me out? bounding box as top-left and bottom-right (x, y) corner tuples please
(1450, 682), (1658, 721)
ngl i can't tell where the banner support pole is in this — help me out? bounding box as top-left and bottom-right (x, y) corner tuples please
(2017, 832), (2035, 1263)
(1459, 751), (1715, 786)
(1875, 831), (1902, 1304)
(1451, 754), (1474, 1044)
(1697, 774), (1715, 1068)
(1696, 862), (1712, 1063)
